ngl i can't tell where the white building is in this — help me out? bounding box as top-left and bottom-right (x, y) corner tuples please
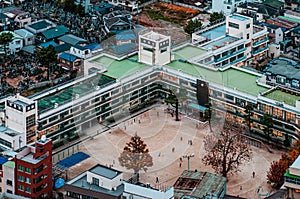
(3, 161), (15, 195)
(14, 29), (35, 46)
(138, 31), (171, 66)
(0, 31), (23, 55)
(70, 45), (91, 59)
(212, 0), (262, 16)
(284, 155), (300, 199)
(3, 94), (37, 147)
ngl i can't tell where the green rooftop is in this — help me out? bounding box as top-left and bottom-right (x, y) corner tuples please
(38, 74), (115, 113)
(173, 45), (208, 60)
(3, 161), (15, 168)
(263, 0), (284, 9)
(166, 59), (268, 96)
(278, 16), (300, 24)
(91, 55), (150, 79)
(264, 90), (300, 106)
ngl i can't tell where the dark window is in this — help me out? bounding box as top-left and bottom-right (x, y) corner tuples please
(6, 180), (12, 186)
(246, 24), (250, 29)
(229, 22), (239, 29)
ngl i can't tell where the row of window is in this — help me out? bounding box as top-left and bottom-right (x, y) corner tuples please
(18, 185), (31, 193)
(17, 165), (31, 174)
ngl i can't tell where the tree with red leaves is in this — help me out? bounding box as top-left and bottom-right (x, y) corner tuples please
(119, 134), (153, 182)
(202, 120), (252, 178)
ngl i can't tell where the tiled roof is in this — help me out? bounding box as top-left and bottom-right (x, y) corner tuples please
(59, 52), (78, 62)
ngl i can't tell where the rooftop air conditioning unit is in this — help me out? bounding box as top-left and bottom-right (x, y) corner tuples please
(54, 103), (59, 108)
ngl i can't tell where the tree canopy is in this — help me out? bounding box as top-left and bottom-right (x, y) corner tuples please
(36, 45), (57, 80)
(184, 19), (202, 35)
(0, 32), (13, 55)
(202, 120), (252, 177)
(209, 12), (224, 23)
(119, 134), (153, 178)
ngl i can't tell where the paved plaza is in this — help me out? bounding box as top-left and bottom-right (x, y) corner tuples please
(68, 105), (281, 198)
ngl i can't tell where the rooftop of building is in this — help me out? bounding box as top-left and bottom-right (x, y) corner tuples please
(41, 25), (69, 40)
(0, 126), (21, 137)
(263, 90), (300, 107)
(174, 170), (226, 199)
(88, 164), (122, 179)
(28, 20), (53, 30)
(3, 160), (15, 168)
(14, 29), (34, 37)
(278, 16), (300, 24)
(196, 24), (226, 41)
(19, 150), (49, 164)
(229, 14), (251, 21)
(67, 172), (124, 196)
(264, 57), (300, 81)
(201, 35), (240, 50)
(141, 31), (169, 41)
(174, 45), (208, 59)
(91, 55), (150, 79)
(38, 73), (116, 113)
(262, 0), (284, 9)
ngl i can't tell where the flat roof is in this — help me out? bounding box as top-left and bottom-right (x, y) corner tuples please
(3, 161), (15, 168)
(230, 14), (250, 21)
(29, 20), (52, 30)
(202, 35), (240, 50)
(91, 55), (150, 79)
(173, 46), (208, 60)
(166, 55), (268, 96)
(174, 170), (226, 199)
(265, 58), (300, 81)
(197, 24), (226, 40)
(263, 90), (300, 106)
(89, 164), (122, 179)
(38, 74), (116, 113)
(0, 126), (21, 137)
(69, 174), (124, 196)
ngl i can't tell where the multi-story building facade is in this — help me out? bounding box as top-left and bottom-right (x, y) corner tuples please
(0, 30), (298, 151)
(13, 136), (52, 199)
(212, 0), (262, 16)
(192, 14), (268, 68)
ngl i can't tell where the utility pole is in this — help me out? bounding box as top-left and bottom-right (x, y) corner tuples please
(182, 153), (195, 171)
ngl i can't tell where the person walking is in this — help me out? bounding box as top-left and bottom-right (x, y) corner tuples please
(252, 171), (255, 178)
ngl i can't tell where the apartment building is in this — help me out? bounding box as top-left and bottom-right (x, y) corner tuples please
(10, 136), (52, 199)
(192, 14), (268, 68)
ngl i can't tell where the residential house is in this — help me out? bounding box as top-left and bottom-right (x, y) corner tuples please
(85, 43), (102, 55)
(236, 2), (280, 22)
(103, 11), (133, 33)
(0, 13), (10, 31)
(104, 0), (138, 13)
(59, 52), (82, 71)
(5, 9), (31, 28)
(115, 29), (136, 45)
(93, 2), (122, 16)
(58, 34), (88, 46)
(25, 19), (56, 34)
(37, 25), (69, 43)
(0, 31), (23, 54)
(14, 29), (35, 46)
(69, 45), (91, 59)
(212, 0), (263, 16)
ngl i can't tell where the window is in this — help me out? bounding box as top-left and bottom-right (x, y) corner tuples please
(25, 187), (31, 193)
(18, 165), (24, 172)
(246, 24), (250, 29)
(7, 190), (12, 194)
(92, 177), (99, 186)
(26, 114), (35, 127)
(18, 185), (24, 191)
(246, 33), (249, 39)
(18, 175), (24, 182)
(16, 41), (21, 45)
(143, 46), (153, 52)
(6, 180), (12, 186)
(49, 115), (58, 122)
(25, 177), (31, 184)
(229, 22), (239, 29)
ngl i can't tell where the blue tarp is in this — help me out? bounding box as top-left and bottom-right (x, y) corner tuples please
(56, 152), (90, 168)
(188, 103), (207, 112)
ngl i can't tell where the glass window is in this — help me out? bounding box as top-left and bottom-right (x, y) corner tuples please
(18, 185), (24, 191)
(25, 177), (31, 184)
(25, 187), (31, 193)
(229, 22), (239, 29)
(18, 175), (24, 182)
(246, 24), (250, 29)
(18, 165), (24, 172)
(92, 177), (99, 186)
(25, 167), (31, 174)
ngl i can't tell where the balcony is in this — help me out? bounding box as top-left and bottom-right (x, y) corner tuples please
(253, 37), (268, 47)
(214, 48), (246, 63)
(253, 46), (268, 55)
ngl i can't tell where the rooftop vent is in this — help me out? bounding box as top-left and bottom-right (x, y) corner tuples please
(54, 103), (59, 108)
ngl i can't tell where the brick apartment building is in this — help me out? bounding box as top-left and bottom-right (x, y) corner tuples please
(5, 136), (52, 199)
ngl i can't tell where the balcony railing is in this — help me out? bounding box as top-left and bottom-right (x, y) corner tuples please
(253, 38), (268, 47)
(253, 46), (268, 55)
(214, 48), (246, 63)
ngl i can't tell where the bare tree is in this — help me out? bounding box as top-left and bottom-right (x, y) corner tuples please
(202, 120), (252, 177)
(119, 134), (153, 182)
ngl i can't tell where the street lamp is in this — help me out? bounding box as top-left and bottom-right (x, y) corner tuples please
(182, 153), (195, 171)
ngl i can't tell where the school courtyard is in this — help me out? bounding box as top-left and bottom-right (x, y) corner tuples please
(66, 105), (281, 198)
